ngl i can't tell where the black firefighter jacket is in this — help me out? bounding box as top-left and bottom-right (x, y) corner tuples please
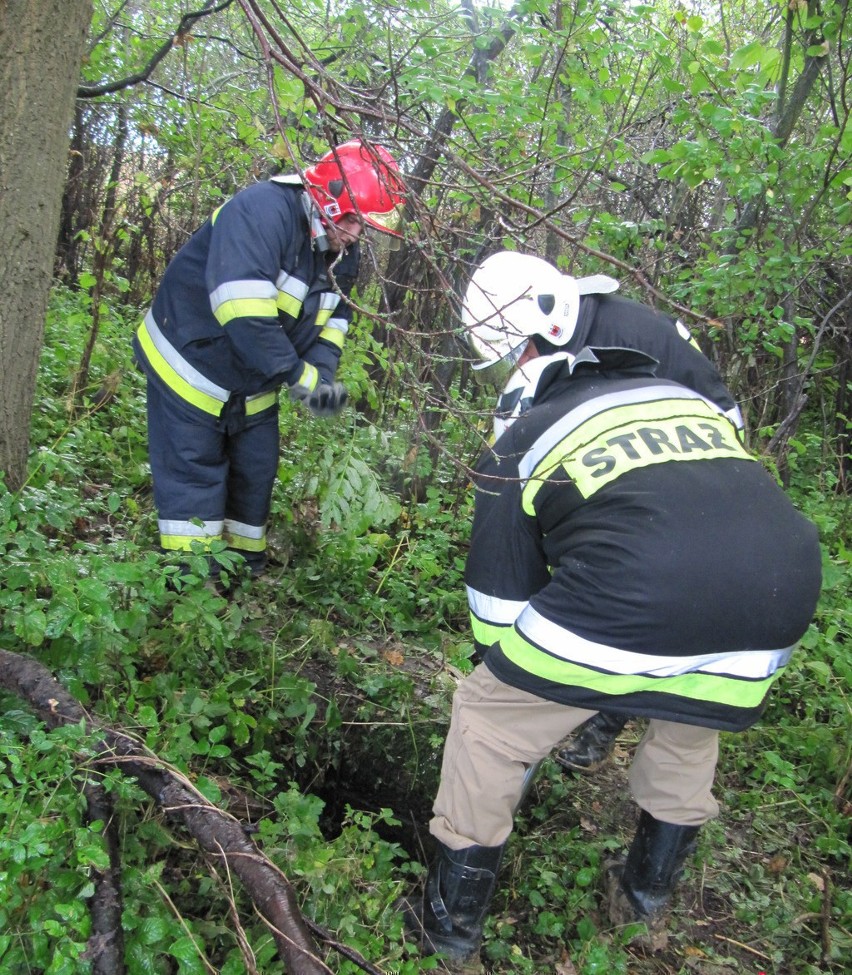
(466, 348), (822, 732)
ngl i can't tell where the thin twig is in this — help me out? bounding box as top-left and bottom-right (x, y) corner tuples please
(153, 879), (219, 975)
(820, 868), (833, 966)
(711, 933), (771, 960)
(210, 842), (259, 975)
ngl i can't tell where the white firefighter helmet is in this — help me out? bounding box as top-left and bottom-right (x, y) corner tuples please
(492, 351), (570, 440)
(462, 251), (619, 388)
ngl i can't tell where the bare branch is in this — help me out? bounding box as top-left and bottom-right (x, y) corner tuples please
(77, 0), (236, 99)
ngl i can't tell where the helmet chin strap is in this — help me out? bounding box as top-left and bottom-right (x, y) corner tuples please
(301, 192), (330, 253)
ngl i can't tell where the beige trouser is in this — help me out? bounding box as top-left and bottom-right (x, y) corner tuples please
(430, 664), (720, 850)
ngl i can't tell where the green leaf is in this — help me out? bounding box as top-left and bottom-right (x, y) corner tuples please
(137, 915), (170, 946)
(168, 935), (205, 968)
(135, 705), (159, 729)
(730, 40), (766, 69)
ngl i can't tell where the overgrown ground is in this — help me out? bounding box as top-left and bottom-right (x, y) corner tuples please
(0, 292), (850, 974)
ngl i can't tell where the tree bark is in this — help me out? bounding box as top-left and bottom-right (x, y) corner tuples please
(0, 0), (93, 490)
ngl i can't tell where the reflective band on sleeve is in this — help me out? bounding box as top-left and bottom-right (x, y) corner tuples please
(325, 314), (349, 336)
(296, 362), (319, 391)
(318, 326), (345, 349)
(137, 312), (229, 416)
(214, 297), (280, 326)
(211, 278), (279, 326)
(276, 271), (309, 318)
(315, 292), (342, 329)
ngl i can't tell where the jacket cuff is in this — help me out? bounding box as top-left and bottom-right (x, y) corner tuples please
(287, 361), (319, 391)
(304, 338), (342, 386)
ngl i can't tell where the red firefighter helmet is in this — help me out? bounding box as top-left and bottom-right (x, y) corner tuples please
(303, 140), (405, 237)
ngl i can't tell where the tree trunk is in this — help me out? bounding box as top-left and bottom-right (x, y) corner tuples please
(0, 0), (93, 490)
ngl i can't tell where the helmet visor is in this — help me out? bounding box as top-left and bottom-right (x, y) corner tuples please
(363, 202), (405, 237)
(469, 338), (528, 388)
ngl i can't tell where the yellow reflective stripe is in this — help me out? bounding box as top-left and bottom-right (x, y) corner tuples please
(224, 518), (265, 552)
(316, 292), (340, 329)
(160, 534), (220, 552)
(296, 362), (319, 391)
(136, 320), (224, 416)
(211, 204), (224, 225)
(223, 530), (267, 553)
(500, 626), (783, 710)
(277, 293), (302, 316)
(675, 319), (703, 351)
(470, 614), (511, 650)
(159, 519), (223, 549)
(319, 326), (345, 349)
(245, 391), (278, 415)
(523, 399), (751, 510)
(276, 272), (309, 318)
(214, 297), (278, 326)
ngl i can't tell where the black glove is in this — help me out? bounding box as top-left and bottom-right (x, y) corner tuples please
(289, 381), (348, 417)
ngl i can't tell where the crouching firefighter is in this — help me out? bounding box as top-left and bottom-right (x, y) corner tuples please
(399, 271), (821, 968)
(464, 249), (747, 776)
(133, 140), (405, 577)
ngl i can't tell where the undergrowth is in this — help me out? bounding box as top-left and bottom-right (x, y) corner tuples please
(0, 287), (849, 975)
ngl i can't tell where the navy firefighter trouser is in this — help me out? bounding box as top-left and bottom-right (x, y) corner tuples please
(146, 378), (280, 571)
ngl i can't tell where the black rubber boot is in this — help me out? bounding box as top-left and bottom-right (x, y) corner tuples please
(554, 711), (629, 772)
(606, 810), (700, 951)
(401, 841), (504, 967)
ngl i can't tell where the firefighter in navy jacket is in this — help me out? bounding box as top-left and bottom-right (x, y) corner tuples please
(134, 140), (404, 575)
(401, 264), (822, 967)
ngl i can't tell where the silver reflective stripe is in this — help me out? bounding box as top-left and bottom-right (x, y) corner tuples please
(159, 519), (225, 537)
(517, 385), (718, 486)
(210, 279), (278, 315)
(726, 404), (744, 430)
(325, 313), (349, 336)
(516, 605), (794, 680)
(466, 585), (529, 625)
(276, 270), (310, 302)
(246, 390), (276, 405)
(223, 518), (265, 540)
(268, 174), (302, 186)
(143, 311), (230, 403)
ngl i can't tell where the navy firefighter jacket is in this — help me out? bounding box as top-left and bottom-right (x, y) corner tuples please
(570, 292), (743, 428)
(466, 348), (822, 732)
(133, 176), (359, 417)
